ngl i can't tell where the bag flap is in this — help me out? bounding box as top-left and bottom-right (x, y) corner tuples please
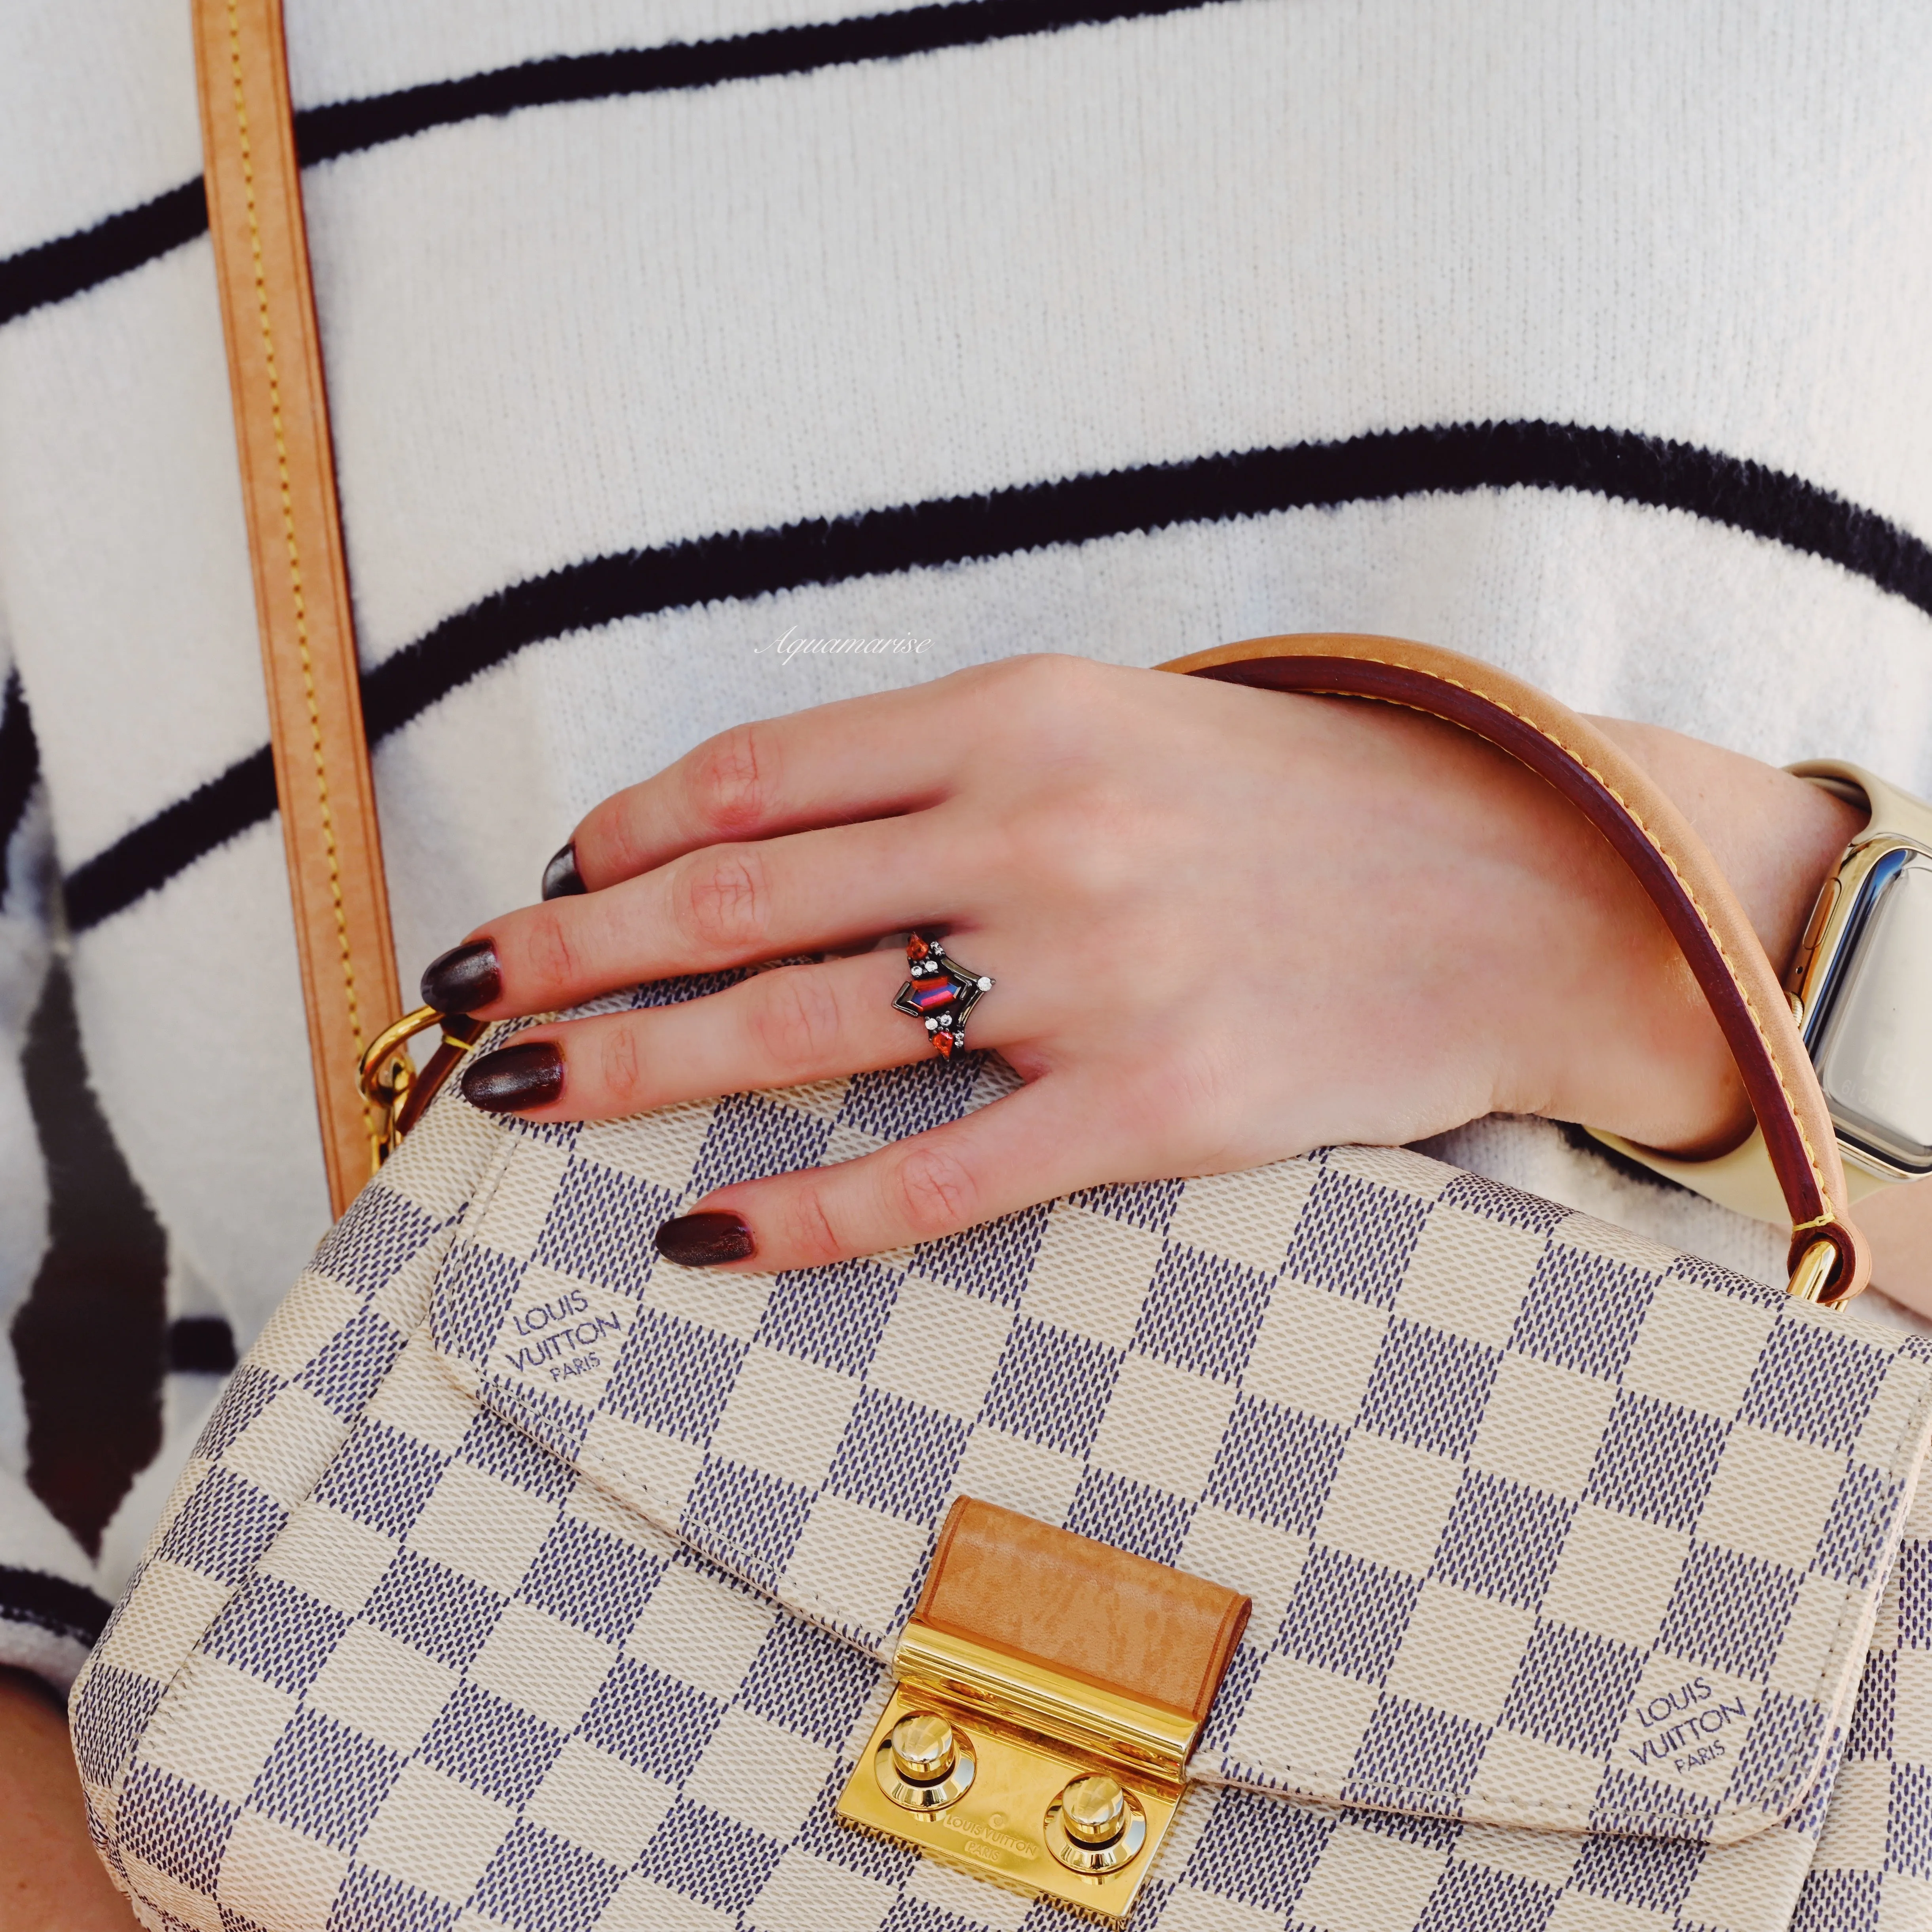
(427, 1001), (1932, 1847)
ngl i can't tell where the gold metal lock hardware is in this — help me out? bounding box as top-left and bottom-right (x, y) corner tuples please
(876, 1711), (977, 1811)
(357, 1006), (484, 1171)
(1045, 1773), (1148, 1875)
(838, 1626), (1188, 1923)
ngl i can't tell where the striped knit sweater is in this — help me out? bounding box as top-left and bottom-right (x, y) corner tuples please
(0, 0), (1929, 1678)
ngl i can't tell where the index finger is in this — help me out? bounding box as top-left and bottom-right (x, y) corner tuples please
(557, 670), (983, 896)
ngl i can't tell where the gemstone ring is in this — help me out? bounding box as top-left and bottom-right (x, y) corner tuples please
(892, 934), (994, 1059)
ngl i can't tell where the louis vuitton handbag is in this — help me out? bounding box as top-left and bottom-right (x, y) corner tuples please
(70, 3), (1932, 1928)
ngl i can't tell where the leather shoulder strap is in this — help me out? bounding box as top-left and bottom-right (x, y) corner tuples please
(1164, 634), (1871, 1302)
(193, 0), (399, 1215)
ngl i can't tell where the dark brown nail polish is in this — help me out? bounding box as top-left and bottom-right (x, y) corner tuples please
(461, 1041), (563, 1112)
(422, 938), (501, 1013)
(655, 1210), (756, 1267)
(542, 842), (585, 900)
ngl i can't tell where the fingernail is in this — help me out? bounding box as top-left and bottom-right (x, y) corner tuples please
(655, 1210), (756, 1267)
(461, 1041), (563, 1112)
(422, 938), (501, 1013)
(542, 842), (585, 900)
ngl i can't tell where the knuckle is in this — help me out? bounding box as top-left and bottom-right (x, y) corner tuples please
(686, 723), (773, 836)
(988, 651), (1097, 701)
(673, 845), (769, 952)
(596, 1023), (648, 1112)
(980, 656), (1124, 777)
(779, 1183), (847, 1269)
(889, 1143), (979, 1240)
(1020, 652), (1118, 723)
(752, 969), (842, 1073)
(523, 906), (585, 989)
(1139, 1050), (1237, 1153)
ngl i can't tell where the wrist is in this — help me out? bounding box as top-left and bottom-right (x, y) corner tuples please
(1589, 719), (1865, 975)
(1522, 718), (1854, 1151)
(1561, 722), (1932, 1314)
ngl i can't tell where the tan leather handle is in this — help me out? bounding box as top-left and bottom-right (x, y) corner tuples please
(194, 0), (400, 1215)
(1164, 635), (1870, 1303)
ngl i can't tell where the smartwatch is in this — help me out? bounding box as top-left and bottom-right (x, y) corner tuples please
(1591, 760), (1932, 1222)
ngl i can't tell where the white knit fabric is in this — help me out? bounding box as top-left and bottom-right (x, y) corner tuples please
(0, 0), (1929, 1664)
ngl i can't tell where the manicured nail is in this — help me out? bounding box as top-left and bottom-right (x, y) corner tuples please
(461, 1041), (563, 1112)
(655, 1211), (756, 1267)
(542, 842), (585, 900)
(421, 938), (501, 1013)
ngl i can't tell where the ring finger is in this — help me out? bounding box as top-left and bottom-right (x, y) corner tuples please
(425, 809), (978, 1021)
(456, 944), (1028, 1121)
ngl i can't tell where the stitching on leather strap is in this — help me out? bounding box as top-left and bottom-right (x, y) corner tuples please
(223, 0), (371, 1125)
(1253, 653), (1837, 1218)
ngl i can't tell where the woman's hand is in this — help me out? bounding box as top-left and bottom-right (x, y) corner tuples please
(423, 655), (1858, 1273)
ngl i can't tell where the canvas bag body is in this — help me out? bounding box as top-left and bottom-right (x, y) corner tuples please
(69, 982), (1932, 1932)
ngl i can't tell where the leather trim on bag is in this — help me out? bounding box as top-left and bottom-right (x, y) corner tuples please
(918, 1496), (1250, 1727)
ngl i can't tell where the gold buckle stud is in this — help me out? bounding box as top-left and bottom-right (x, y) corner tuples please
(838, 1625), (1194, 1923)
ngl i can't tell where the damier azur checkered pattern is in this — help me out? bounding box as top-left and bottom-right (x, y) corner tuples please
(69, 980), (1932, 1931)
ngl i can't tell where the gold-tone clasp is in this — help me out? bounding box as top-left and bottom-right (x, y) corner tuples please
(837, 1624), (1193, 1923)
(1786, 1237), (1840, 1305)
(358, 1006), (484, 1174)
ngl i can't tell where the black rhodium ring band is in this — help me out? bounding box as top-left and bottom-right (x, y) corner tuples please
(892, 934), (994, 1059)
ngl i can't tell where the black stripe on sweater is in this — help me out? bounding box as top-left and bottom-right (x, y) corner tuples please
(0, 673), (41, 912)
(60, 421), (1932, 936)
(0, 181), (208, 329)
(0, 1563), (112, 1649)
(296, 0), (1220, 165)
(0, 0), (1220, 326)
(65, 752), (275, 935)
